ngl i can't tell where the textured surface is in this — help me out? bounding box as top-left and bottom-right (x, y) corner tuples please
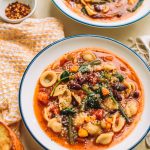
(0, 18), (64, 136)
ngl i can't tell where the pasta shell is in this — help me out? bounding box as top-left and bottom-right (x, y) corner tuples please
(112, 112), (125, 132)
(71, 92), (81, 104)
(58, 89), (72, 110)
(84, 122), (101, 135)
(74, 113), (87, 127)
(81, 0), (87, 5)
(125, 100), (138, 117)
(102, 64), (116, 71)
(40, 71), (57, 87)
(43, 106), (53, 121)
(124, 81), (136, 97)
(53, 85), (68, 97)
(48, 118), (62, 133)
(96, 132), (114, 145)
(82, 51), (96, 62)
(93, 65), (103, 72)
(85, 5), (97, 16)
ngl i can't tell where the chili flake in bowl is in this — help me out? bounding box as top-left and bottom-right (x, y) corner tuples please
(5, 1), (31, 20)
(0, 0), (37, 23)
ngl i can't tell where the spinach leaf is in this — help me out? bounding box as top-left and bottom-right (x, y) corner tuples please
(115, 73), (124, 82)
(50, 70), (70, 96)
(61, 108), (76, 116)
(60, 70), (70, 81)
(82, 84), (101, 109)
(86, 96), (100, 109)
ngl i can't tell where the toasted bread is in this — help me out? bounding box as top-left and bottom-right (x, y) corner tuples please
(0, 121), (23, 150)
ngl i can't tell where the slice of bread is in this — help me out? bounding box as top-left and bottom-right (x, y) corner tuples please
(0, 121), (24, 150)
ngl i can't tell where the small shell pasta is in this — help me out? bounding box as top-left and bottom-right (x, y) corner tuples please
(125, 100), (138, 117)
(53, 85), (68, 96)
(82, 51), (96, 62)
(84, 122), (101, 135)
(74, 113), (87, 126)
(112, 112), (125, 132)
(85, 5), (97, 16)
(58, 89), (72, 110)
(48, 118), (62, 133)
(40, 71), (57, 87)
(93, 65), (103, 72)
(124, 81), (136, 97)
(71, 92), (81, 104)
(96, 132), (114, 145)
(43, 105), (53, 121)
(102, 64), (116, 71)
(81, 0), (86, 5)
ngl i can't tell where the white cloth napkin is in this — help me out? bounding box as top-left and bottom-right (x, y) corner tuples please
(129, 36), (150, 66)
(131, 36), (150, 148)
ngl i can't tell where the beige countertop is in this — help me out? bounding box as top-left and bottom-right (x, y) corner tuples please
(21, 0), (150, 150)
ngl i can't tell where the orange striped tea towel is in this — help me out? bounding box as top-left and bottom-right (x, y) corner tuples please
(0, 17), (64, 135)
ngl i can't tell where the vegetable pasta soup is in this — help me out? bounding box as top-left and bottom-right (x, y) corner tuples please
(64, 0), (144, 21)
(34, 48), (144, 150)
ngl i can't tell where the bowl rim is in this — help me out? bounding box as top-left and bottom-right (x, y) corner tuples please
(51, 0), (150, 28)
(0, 0), (37, 24)
(19, 34), (150, 150)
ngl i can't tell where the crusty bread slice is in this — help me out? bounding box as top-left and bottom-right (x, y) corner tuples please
(0, 121), (24, 150)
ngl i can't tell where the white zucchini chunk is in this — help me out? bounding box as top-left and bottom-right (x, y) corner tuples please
(40, 70), (57, 87)
(125, 100), (138, 117)
(112, 112), (125, 132)
(96, 132), (114, 145)
(103, 97), (118, 110)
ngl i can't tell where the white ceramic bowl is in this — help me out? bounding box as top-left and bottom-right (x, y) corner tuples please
(52, 0), (150, 28)
(19, 35), (150, 150)
(0, 0), (37, 24)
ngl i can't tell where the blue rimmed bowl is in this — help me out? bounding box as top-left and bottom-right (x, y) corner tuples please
(52, 0), (150, 28)
(19, 35), (150, 150)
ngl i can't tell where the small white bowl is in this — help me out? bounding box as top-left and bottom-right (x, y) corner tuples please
(0, 0), (37, 24)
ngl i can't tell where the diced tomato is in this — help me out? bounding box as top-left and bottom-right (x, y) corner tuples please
(60, 57), (68, 66)
(38, 92), (49, 104)
(92, 109), (104, 120)
(52, 107), (60, 115)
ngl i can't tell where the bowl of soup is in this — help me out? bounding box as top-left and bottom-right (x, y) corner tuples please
(51, 0), (150, 27)
(19, 35), (150, 150)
